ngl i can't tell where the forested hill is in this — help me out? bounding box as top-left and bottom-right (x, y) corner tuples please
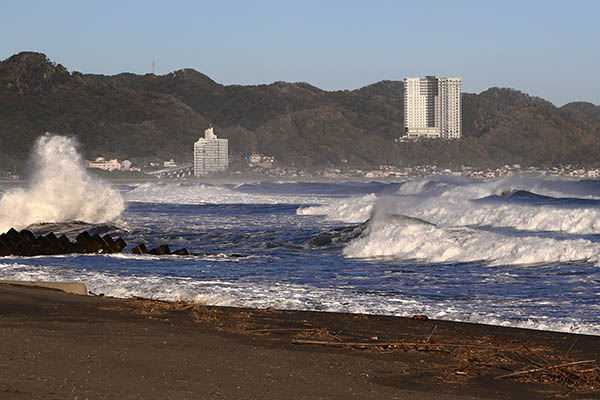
(1, 51), (599, 172)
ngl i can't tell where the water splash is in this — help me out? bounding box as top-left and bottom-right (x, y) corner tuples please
(0, 134), (124, 232)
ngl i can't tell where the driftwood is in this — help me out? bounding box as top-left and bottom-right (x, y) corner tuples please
(291, 338), (517, 351)
(250, 328), (311, 333)
(565, 337), (579, 356)
(425, 324), (438, 343)
(495, 359), (596, 380)
(292, 336), (599, 389)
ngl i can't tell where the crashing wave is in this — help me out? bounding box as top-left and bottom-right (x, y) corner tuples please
(0, 134), (124, 232)
(299, 177), (600, 234)
(343, 216), (600, 265)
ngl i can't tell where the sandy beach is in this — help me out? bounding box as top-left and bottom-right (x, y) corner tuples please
(0, 283), (598, 399)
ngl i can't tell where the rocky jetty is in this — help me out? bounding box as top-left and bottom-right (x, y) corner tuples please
(0, 228), (187, 257)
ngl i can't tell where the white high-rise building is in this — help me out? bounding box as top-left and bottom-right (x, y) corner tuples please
(193, 127), (228, 176)
(404, 76), (461, 139)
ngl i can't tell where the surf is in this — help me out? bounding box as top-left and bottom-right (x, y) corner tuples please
(0, 134), (124, 232)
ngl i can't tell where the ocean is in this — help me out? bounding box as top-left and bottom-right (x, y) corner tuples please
(0, 135), (599, 336)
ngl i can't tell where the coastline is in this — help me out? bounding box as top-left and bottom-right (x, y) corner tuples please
(1, 171), (589, 186)
(1, 282), (598, 399)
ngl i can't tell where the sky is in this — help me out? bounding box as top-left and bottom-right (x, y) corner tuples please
(1, 0), (599, 106)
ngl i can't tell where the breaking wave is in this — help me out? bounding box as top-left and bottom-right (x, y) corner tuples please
(125, 181), (328, 205)
(0, 134), (124, 232)
(343, 216), (600, 265)
(298, 177), (600, 234)
(296, 193), (376, 223)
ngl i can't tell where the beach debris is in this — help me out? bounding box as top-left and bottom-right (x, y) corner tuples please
(291, 338), (519, 351)
(493, 347), (600, 389)
(412, 314), (429, 320)
(425, 325), (438, 343)
(495, 359), (596, 380)
(0, 227), (188, 257)
(290, 330), (600, 390)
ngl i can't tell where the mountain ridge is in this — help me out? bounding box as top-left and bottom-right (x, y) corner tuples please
(1, 51), (599, 172)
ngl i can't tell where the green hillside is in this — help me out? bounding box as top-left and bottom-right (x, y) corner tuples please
(1, 52), (599, 173)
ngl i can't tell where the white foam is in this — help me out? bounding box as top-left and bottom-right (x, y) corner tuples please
(396, 179), (444, 195)
(391, 179), (600, 234)
(296, 193), (376, 223)
(298, 177), (600, 234)
(125, 182), (328, 205)
(431, 202), (600, 234)
(0, 261), (597, 335)
(0, 134), (124, 232)
(343, 216), (600, 266)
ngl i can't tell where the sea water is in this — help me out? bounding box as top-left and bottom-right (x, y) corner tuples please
(0, 135), (599, 335)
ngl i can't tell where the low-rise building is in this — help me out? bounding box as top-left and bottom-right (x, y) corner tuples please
(245, 154), (275, 169)
(164, 159), (177, 168)
(85, 157), (121, 171)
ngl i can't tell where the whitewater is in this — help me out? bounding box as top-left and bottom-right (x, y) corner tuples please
(1, 135), (599, 336)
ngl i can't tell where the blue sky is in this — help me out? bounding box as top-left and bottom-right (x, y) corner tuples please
(1, 0), (598, 105)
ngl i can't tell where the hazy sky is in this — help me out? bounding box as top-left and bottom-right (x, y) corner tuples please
(1, 0), (599, 105)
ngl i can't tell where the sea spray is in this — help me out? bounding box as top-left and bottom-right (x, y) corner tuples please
(0, 134), (124, 232)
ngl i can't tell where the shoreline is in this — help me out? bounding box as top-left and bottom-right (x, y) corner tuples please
(1, 282), (598, 399)
(1, 172), (591, 186)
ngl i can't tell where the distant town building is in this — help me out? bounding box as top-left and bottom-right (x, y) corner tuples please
(245, 153), (275, 169)
(193, 127), (228, 176)
(84, 157), (141, 172)
(0, 170), (19, 180)
(163, 159), (177, 168)
(404, 76), (461, 139)
(85, 157), (122, 171)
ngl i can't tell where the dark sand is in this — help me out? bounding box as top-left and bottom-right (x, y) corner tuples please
(0, 283), (598, 399)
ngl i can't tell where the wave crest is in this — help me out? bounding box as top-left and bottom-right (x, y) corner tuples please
(126, 181), (327, 205)
(298, 177), (600, 234)
(343, 216), (600, 265)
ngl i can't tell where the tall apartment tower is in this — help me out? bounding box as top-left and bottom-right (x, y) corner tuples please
(193, 127), (229, 176)
(404, 76), (461, 139)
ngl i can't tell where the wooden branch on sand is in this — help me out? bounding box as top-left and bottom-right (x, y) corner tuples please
(426, 325), (438, 343)
(291, 338), (513, 350)
(249, 328), (309, 333)
(495, 360), (596, 380)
